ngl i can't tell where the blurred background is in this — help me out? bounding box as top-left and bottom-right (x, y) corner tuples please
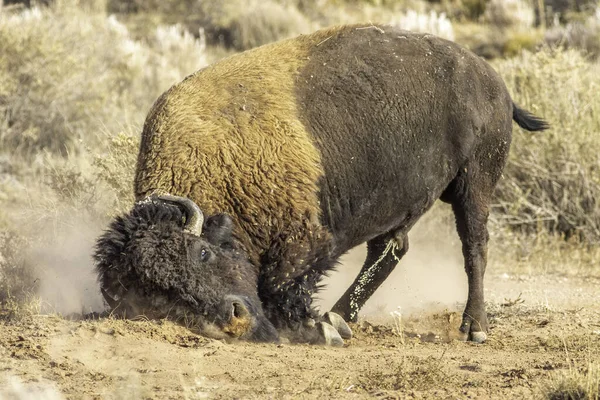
(0, 0), (599, 318)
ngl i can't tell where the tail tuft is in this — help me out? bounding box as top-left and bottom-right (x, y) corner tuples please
(513, 103), (550, 132)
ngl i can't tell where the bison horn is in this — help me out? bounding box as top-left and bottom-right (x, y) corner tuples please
(157, 195), (204, 236)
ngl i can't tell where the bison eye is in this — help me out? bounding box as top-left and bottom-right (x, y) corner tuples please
(200, 248), (210, 262)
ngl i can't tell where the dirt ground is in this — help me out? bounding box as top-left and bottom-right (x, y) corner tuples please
(1, 259), (599, 400)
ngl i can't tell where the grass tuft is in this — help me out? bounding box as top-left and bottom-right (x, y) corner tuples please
(359, 356), (449, 393)
(542, 362), (600, 400)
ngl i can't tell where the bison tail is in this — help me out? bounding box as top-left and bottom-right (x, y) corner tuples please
(512, 103), (550, 132)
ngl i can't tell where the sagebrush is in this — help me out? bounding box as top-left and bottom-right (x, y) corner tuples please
(493, 48), (600, 243)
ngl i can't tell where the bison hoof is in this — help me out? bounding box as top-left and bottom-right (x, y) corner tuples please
(459, 311), (488, 343)
(470, 331), (487, 343)
(324, 312), (352, 339)
(303, 318), (316, 328)
(317, 322), (344, 347)
(458, 325), (487, 343)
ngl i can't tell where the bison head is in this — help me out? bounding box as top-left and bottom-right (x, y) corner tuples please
(93, 195), (279, 343)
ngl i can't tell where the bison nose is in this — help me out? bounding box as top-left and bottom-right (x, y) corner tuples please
(230, 298), (249, 320)
(221, 295), (252, 338)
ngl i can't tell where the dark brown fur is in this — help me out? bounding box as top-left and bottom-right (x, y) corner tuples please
(94, 198), (281, 342)
(295, 27), (514, 332)
(124, 24), (548, 341)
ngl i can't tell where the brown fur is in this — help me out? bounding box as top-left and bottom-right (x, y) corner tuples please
(131, 24), (548, 339)
(135, 28), (341, 273)
(295, 26), (511, 252)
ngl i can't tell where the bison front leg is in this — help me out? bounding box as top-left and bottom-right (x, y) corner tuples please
(259, 268), (351, 346)
(258, 227), (352, 345)
(332, 231), (409, 322)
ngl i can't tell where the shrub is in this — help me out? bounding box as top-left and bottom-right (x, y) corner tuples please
(458, 0), (489, 20)
(0, 7), (129, 158)
(294, 0), (428, 30)
(539, 0), (599, 24)
(92, 130), (139, 211)
(227, 0), (312, 50)
(545, 6), (600, 58)
(484, 0), (535, 28)
(502, 29), (544, 57)
(0, 3), (207, 310)
(191, 0), (312, 51)
(493, 48), (600, 243)
(433, 0), (490, 21)
(390, 9), (455, 40)
(0, 4), (207, 161)
(0, 132), (140, 316)
(0, 232), (37, 313)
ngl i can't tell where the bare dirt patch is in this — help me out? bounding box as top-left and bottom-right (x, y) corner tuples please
(1, 273), (599, 399)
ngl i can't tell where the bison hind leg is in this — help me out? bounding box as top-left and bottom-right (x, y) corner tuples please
(443, 153), (507, 343)
(331, 230), (409, 322)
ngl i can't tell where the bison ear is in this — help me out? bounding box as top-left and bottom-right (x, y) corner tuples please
(202, 213), (235, 248)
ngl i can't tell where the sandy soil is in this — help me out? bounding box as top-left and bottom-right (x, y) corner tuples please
(1, 264), (599, 400)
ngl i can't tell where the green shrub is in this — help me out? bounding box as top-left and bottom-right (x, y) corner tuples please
(502, 29), (544, 57)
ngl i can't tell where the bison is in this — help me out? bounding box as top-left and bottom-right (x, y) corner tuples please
(94, 24), (549, 345)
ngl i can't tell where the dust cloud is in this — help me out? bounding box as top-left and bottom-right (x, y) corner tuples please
(10, 201), (465, 320)
(23, 212), (105, 316)
(0, 375), (64, 400)
(316, 204), (467, 320)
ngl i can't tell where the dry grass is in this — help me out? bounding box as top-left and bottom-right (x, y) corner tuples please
(0, 1), (207, 160)
(542, 362), (600, 400)
(490, 226), (600, 277)
(201, 0), (313, 50)
(545, 6), (600, 58)
(358, 355), (449, 393)
(493, 47), (600, 244)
